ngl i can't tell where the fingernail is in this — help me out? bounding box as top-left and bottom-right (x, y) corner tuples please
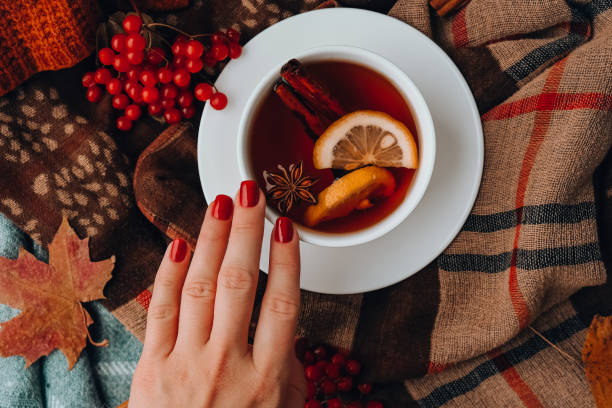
(274, 217), (293, 243)
(212, 194), (233, 220)
(169, 238), (188, 263)
(240, 180), (259, 207)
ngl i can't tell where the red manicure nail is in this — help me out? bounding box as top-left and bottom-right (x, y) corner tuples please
(274, 217), (293, 243)
(240, 180), (259, 207)
(212, 194), (233, 220)
(169, 238), (188, 262)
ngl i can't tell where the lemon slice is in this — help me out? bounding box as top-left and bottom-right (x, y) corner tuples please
(313, 110), (418, 171)
(304, 166), (395, 227)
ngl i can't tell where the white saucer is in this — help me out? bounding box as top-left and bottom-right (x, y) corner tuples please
(198, 8), (483, 294)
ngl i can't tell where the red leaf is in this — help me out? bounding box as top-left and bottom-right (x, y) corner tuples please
(0, 217), (114, 369)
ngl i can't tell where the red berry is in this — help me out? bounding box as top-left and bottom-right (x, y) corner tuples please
(346, 403), (363, 408)
(365, 402), (383, 408)
(185, 40), (204, 58)
(304, 365), (322, 382)
(327, 398), (343, 408)
(177, 90), (194, 107)
(315, 360), (328, 372)
(313, 346), (328, 361)
(172, 55), (187, 68)
(127, 67), (141, 81)
(164, 108), (182, 124)
(229, 42), (242, 59)
(346, 360), (361, 376)
(126, 33), (146, 51)
(113, 55), (131, 73)
(305, 401), (322, 408)
(325, 363), (341, 379)
(112, 93), (129, 109)
(126, 82), (143, 102)
(157, 67), (173, 84)
(211, 31), (226, 44)
(173, 68), (190, 88)
(331, 353), (347, 367)
(161, 84), (178, 99)
(203, 51), (217, 67)
(147, 47), (165, 65)
(106, 78), (123, 95)
(142, 87), (160, 104)
(116, 115), (132, 131)
(82, 72), (96, 88)
(303, 350), (315, 365)
(194, 83), (213, 101)
(148, 102), (163, 116)
(211, 43), (229, 60)
(111, 33), (127, 53)
(161, 98), (175, 110)
(210, 92), (227, 110)
(126, 50), (144, 65)
(171, 40), (187, 56)
(122, 15), (142, 34)
(358, 383), (372, 395)
(125, 104), (142, 121)
(181, 105), (196, 119)
(86, 85), (103, 103)
(186, 58), (203, 73)
(226, 28), (240, 42)
(306, 381), (316, 399)
(336, 376), (353, 392)
(139, 70), (157, 87)
(98, 48), (115, 65)
(321, 379), (336, 395)
(94, 67), (112, 84)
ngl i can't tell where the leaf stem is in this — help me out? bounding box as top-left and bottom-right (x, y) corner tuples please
(80, 303), (109, 348)
(527, 325), (580, 365)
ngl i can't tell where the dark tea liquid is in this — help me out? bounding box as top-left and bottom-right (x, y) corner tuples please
(249, 60), (418, 233)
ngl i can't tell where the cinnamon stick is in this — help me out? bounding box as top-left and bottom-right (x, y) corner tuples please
(429, 0), (470, 16)
(273, 80), (330, 138)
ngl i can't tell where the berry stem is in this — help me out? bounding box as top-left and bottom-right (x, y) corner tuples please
(144, 23), (192, 38)
(128, 0), (141, 17)
(190, 33), (214, 39)
(143, 27), (173, 48)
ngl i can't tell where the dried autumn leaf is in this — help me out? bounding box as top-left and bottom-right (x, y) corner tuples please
(0, 217), (114, 369)
(582, 314), (612, 408)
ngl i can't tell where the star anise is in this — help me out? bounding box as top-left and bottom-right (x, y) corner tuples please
(263, 161), (318, 214)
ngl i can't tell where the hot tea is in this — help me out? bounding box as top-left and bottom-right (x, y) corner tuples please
(248, 59), (419, 233)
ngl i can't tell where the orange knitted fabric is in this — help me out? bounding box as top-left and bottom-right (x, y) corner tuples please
(0, 0), (102, 97)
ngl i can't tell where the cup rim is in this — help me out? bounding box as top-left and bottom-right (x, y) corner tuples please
(237, 45), (435, 247)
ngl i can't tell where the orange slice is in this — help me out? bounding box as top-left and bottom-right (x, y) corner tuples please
(313, 110), (418, 171)
(304, 166), (395, 227)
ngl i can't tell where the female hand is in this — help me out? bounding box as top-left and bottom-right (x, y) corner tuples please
(129, 181), (306, 407)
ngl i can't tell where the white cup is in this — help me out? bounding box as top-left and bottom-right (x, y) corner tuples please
(237, 45), (435, 247)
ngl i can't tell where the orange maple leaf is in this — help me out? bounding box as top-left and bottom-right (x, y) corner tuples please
(583, 314), (612, 408)
(0, 217), (114, 369)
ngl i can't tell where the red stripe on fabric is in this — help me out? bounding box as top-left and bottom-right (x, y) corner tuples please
(135, 289), (152, 310)
(482, 93), (612, 121)
(452, 8), (469, 48)
(427, 361), (448, 374)
(488, 348), (545, 408)
(509, 58), (568, 329)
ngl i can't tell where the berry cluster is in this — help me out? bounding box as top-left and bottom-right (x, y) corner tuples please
(82, 14), (241, 131)
(297, 341), (384, 408)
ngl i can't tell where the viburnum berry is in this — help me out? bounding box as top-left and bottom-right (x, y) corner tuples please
(157, 67), (173, 84)
(172, 55), (187, 68)
(358, 383), (373, 395)
(126, 67), (140, 81)
(181, 105), (196, 119)
(173, 68), (191, 88)
(125, 104), (142, 121)
(171, 39), (187, 56)
(211, 31), (226, 44)
(126, 33), (146, 51)
(148, 102), (163, 116)
(139, 70), (157, 87)
(126, 83), (143, 102)
(98, 48), (115, 65)
(306, 381), (316, 399)
(112, 94), (130, 110)
(111, 33), (127, 53)
(185, 58), (203, 73)
(304, 365), (322, 382)
(177, 90), (194, 107)
(325, 363), (341, 379)
(210, 92), (227, 110)
(315, 360), (328, 372)
(313, 346), (328, 361)
(303, 351), (315, 365)
(86, 85), (103, 103)
(185, 40), (204, 58)
(365, 402), (383, 408)
(321, 380), (336, 395)
(126, 50), (144, 65)
(94, 67), (112, 84)
(336, 376), (353, 392)
(346, 402), (363, 408)
(142, 87), (160, 104)
(161, 83), (179, 99)
(82, 72), (96, 88)
(226, 28), (240, 42)
(113, 55), (131, 73)
(161, 98), (175, 110)
(331, 353), (347, 367)
(122, 14), (142, 34)
(346, 360), (361, 376)
(203, 51), (217, 67)
(147, 47), (165, 65)
(229, 42), (242, 59)
(211, 43), (229, 61)
(116, 115), (132, 131)
(194, 83), (213, 101)
(106, 78), (123, 95)
(164, 108), (182, 124)
(327, 398), (343, 408)
(305, 401), (322, 408)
